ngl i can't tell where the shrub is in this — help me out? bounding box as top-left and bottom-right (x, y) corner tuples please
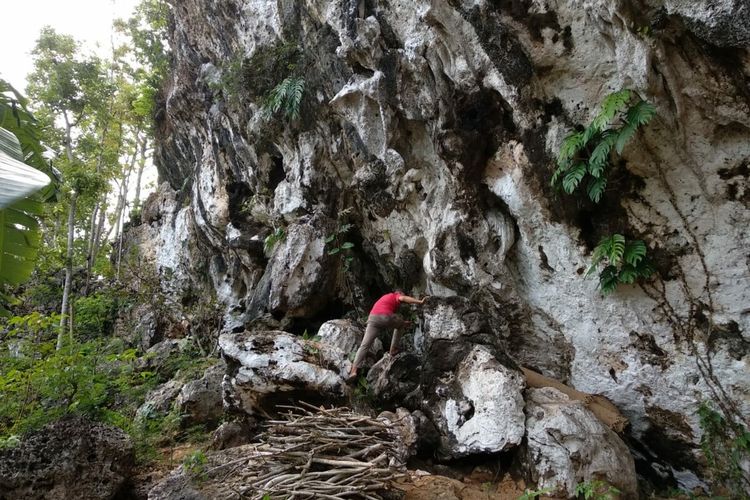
(74, 292), (118, 339)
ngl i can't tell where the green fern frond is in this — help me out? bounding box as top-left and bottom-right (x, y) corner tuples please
(551, 164), (568, 187)
(591, 89), (632, 130)
(558, 131), (585, 164)
(587, 176), (607, 203)
(588, 131), (617, 178)
(582, 124), (600, 145)
(615, 121), (638, 154)
(609, 234), (626, 265)
(263, 77), (305, 120)
(623, 240), (647, 266)
(600, 265), (620, 295)
(618, 264), (638, 284)
(626, 100), (657, 127)
(562, 163), (586, 193)
(636, 260), (656, 278)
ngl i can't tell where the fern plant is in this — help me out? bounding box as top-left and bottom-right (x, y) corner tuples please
(552, 89), (656, 202)
(262, 77), (305, 120)
(587, 234), (654, 295)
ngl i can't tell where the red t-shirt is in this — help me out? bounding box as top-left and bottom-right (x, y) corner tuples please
(369, 292), (402, 316)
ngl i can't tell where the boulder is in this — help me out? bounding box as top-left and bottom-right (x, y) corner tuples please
(523, 387), (638, 498)
(0, 416), (134, 500)
(210, 418), (256, 450)
(136, 378), (184, 421)
(424, 345), (526, 459)
(176, 363), (225, 425)
(367, 352), (422, 407)
(316, 319), (364, 357)
(219, 331), (349, 416)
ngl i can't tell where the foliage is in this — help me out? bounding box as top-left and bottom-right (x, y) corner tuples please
(552, 89), (656, 202)
(0, 312), (142, 437)
(262, 77), (305, 121)
(586, 234), (654, 295)
(0, 80), (58, 314)
(183, 449), (208, 480)
(326, 222), (355, 270)
(574, 480), (620, 500)
(263, 227), (285, 255)
(73, 292), (119, 339)
(243, 41), (302, 99)
(518, 486), (553, 500)
(698, 401), (750, 495)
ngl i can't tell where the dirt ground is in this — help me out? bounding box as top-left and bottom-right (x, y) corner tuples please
(394, 469), (530, 500)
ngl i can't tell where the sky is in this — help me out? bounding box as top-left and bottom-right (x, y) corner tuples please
(1, 0), (158, 214)
(1, 0), (141, 92)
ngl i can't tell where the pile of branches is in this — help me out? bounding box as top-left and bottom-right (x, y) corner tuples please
(209, 402), (406, 499)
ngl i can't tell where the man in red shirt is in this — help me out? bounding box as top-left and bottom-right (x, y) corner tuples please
(347, 290), (429, 381)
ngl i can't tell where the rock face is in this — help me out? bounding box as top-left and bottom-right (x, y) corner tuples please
(176, 363), (225, 425)
(0, 416), (134, 500)
(219, 331), (349, 415)
(136, 0), (750, 489)
(523, 387), (638, 498)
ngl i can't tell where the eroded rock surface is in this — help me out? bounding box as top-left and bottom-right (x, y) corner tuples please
(523, 387), (638, 498)
(219, 331), (349, 415)
(0, 416), (134, 500)
(134, 0), (750, 489)
(176, 363), (225, 425)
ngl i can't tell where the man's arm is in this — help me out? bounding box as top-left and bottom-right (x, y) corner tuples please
(398, 294), (429, 305)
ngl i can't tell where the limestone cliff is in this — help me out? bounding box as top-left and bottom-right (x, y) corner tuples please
(130, 0), (750, 491)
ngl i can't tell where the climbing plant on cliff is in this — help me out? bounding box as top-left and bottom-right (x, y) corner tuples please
(552, 89), (656, 202)
(586, 234), (654, 295)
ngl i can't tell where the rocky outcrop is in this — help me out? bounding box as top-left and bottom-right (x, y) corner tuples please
(137, 0), (750, 490)
(424, 345), (526, 459)
(176, 363), (225, 425)
(0, 416), (134, 500)
(523, 387), (638, 498)
(136, 378), (184, 420)
(219, 331), (350, 416)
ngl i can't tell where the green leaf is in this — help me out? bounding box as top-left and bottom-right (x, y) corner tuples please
(328, 247), (340, 255)
(587, 176), (607, 203)
(562, 163), (587, 193)
(623, 240), (647, 266)
(588, 131), (617, 178)
(340, 242), (355, 250)
(324, 234), (336, 244)
(626, 100), (657, 127)
(551, 164), (568, 187)
(600, 265), (620, 295)
(608, 234), (626, 265)
(618, 264), (638, 284)
(615, 122), (637, 154)
(591, 89), (632, 131)
(558, 132), (585, 164)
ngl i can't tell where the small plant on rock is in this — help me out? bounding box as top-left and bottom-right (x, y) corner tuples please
(518, 486), (553, 500)
(263, 227), (285, 255)
(183, 449), (208, 480)
(698, 401), (750, 495)
(552, 89), (656, 202)
(586, 234), (654, 295)
(326, 223), (355, 270)
(574, 480), (620, 500)
(262, 77), (305, 121)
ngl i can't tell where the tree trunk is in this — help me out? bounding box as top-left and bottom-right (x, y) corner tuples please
(132, 136), (148, 212)
(57, 190), (78, 350)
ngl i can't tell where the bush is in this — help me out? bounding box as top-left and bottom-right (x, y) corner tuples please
(74, 292), (119, 339)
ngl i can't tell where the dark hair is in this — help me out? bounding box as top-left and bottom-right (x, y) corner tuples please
(394, 289), (404, 294)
